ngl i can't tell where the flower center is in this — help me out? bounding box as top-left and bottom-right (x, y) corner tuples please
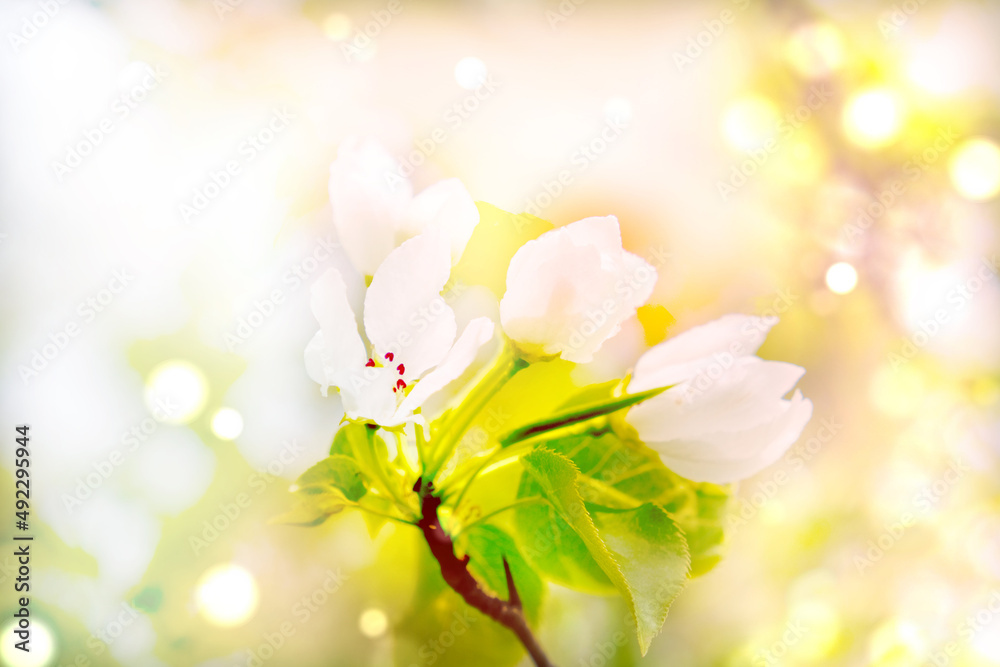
(366, 353), (409, 393)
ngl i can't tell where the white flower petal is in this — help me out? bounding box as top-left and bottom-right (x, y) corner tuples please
(329, 137), (413, 275)
(629, 314), (775, 392)
(619, 250), (658, 309)
(628, 359), (807, 441)
(396, 317), (495, 416)
(623, 313), (813, 483)
(363, 232), (457, 377)
(405, 178), (479, 265)
(501, 236), (602, 359)
(348, 367), (405, 426)
(500, 216), (654, 363)
(307, 268), (367, 395)
(304, 331), (331, 395)
(648, 391), (813, 484)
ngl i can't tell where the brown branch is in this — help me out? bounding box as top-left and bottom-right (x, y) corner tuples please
(415, 480), (555, 667)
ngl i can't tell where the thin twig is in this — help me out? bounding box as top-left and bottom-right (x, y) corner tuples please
(415, 480), (556, 667)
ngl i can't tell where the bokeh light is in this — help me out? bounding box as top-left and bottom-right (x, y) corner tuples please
(842, 89), (904, 149)
(867, 617), (927, 665)
(211, 406), (244, 440)
(144, 360), (209, 424)
(359, 608), (389, 638)
(825, 262), (858, 294)
(454, 57), (489, 90)
(0, 619), (56, 667)
(195, 564), (260, 628)
(603, 96), (633, 125)
(949, 137), (1000, 201)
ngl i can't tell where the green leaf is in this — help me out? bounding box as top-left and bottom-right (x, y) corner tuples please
(269, 494), (347, 526)
(296, 454), (368, 501)
(451, 202), (553, 298)
(329, 424), (354, 456)
(330, 421), (419, 519)
(591, 504), (689, 652)
(518, 449), (690, 655)
(511, 480), (615, 595)
(457, 524), (546, 624)
(530, 429), (731, 578)
(499, 384), (672, 447)
(271, 454), (368, 526)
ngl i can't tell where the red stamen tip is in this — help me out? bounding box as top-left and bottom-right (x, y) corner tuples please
(365, 358), (375, 367)
(397, 363), (405, 375)
(396, 379), (406, 390)
(384, 352), (394, 361)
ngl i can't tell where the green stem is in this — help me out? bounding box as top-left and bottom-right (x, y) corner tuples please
(452, 497), (546, 536)
(424, 345), (522, 480)
(443, 440), (535, 511)
(362, 427), (418, 521)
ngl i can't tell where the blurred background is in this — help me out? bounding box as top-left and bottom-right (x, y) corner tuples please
(1, 0), (999, 665)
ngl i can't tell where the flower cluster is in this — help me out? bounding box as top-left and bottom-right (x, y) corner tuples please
(291, 138), (818, 665)
(306, 138), (812, 484)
